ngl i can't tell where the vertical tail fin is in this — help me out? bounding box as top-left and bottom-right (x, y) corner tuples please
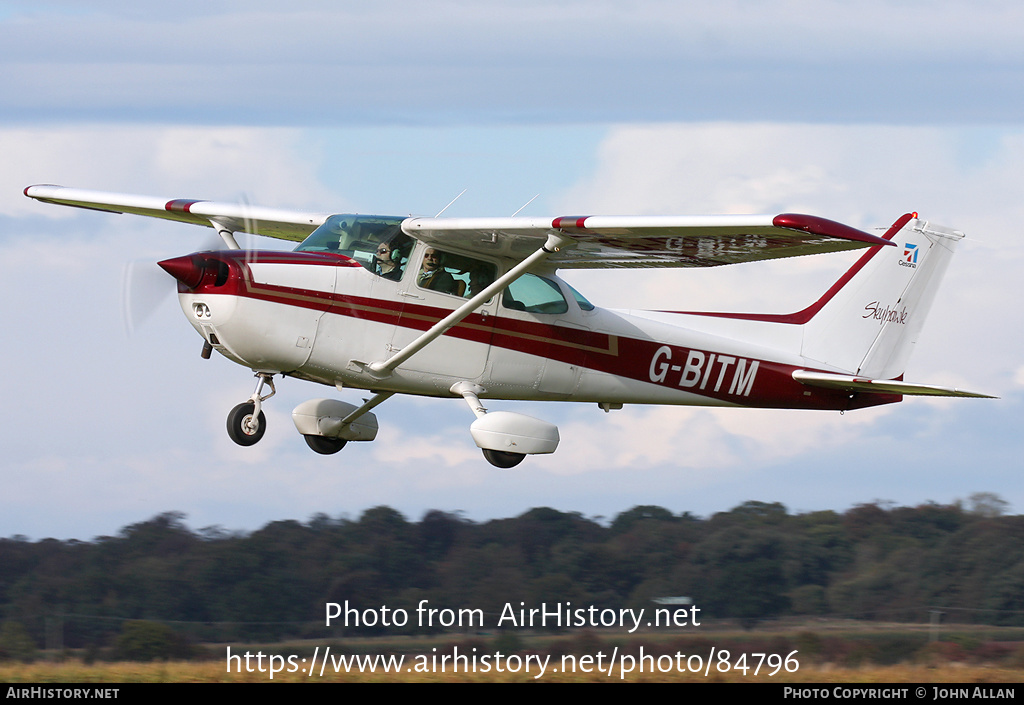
(800, 214), (963, 378)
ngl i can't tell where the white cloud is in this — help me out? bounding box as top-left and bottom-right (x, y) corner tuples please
(559, 124), (952, 220)
(3, 125), (336, 218)
(544, 402), (892, 477)
(370, 429), (483, 468)
(4, 3), (1023, 125)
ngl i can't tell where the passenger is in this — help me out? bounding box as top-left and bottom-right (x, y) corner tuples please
(417, 248), (458, 295)
(466, 267), (495, 298)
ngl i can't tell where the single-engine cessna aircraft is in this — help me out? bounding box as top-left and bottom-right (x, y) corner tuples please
(25, 185), (993, 467)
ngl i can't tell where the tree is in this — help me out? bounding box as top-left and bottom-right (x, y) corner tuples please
(967, 492), (1009, 518)
(0, 621), (37, 662)
(114, 620), (194, 661)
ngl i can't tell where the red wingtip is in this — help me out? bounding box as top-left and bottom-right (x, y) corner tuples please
(773, 213), (897, 247)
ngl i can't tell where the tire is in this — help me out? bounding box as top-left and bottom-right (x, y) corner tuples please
(226, 402), (266, 446)
(482, 448), (525, 468)
(304, 435), (348, 455)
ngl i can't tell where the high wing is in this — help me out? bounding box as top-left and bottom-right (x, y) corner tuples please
(24, 185), (330, 242)
(25, 185), (895, 267)
(403, 213), (896, 269)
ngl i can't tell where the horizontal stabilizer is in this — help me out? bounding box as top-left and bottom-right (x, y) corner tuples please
(792, 370), (996, 398)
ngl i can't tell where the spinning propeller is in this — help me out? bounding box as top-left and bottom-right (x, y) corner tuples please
(120, 195), (260, 337)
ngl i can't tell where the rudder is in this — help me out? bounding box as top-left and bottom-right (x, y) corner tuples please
(800, 214), (963, 379)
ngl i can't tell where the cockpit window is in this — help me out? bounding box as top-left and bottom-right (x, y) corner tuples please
(296, 214), (413, 281)
(502, 273), (568, 314)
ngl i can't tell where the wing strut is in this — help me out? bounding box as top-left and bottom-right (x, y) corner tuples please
(209, 218), (241, 250)
(367, 232), (574, 378)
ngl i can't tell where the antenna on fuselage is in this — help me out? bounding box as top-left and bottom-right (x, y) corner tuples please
(434, 189), (467, 218)
(510, 194), (540, 217)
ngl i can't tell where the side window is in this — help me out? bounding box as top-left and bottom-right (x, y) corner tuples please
(415, 247), (497, 299)
(502, 274), (568, 314)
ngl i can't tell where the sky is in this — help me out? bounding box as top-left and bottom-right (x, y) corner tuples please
(2, 1), (1023, 539)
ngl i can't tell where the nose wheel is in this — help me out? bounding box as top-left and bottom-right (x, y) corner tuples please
(227, 402), (266, 446)
(226, 373), (275, 447)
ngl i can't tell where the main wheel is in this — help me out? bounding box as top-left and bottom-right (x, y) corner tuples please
(482, 448), (526, 468)
(304, 435), (348, 455)
(226, 402), (266, 446)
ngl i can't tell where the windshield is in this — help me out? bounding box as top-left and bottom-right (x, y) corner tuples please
(295, 214), (413, 274)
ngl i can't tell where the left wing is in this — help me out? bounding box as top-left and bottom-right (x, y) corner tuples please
(403, 213), (896, 269)
(24, 185), (330, 242)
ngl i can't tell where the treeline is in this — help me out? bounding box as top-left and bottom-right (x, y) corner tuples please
(1, 495), (1022, 651)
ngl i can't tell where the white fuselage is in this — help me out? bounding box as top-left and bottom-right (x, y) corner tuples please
(175, 248), (871, 412)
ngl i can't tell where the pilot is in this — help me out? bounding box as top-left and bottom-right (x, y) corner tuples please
(374, 242), (403, 281)
(417, 248), (458, 295)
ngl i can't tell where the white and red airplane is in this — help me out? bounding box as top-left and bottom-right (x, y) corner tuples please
(25, 184), (992, 467)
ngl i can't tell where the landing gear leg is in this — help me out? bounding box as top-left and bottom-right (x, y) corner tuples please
(226, 373), (276, 447)
(452, 379), (552, 467)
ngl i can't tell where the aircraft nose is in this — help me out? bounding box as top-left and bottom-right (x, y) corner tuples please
(158, 254), (206, 289)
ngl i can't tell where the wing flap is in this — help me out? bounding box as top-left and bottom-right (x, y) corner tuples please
(403, 212), (895, 269)
(24, 185), (330, 242)
(793, 370), (996, 398)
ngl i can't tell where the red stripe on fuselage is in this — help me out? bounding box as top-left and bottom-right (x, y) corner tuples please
(186, 250), (895, 411)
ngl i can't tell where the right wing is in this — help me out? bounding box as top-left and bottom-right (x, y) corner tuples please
(403, 213), (896, 269)
(24, 185), (331, 242)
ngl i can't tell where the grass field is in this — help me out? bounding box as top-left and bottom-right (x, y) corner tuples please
(5, 623), (1024, 683)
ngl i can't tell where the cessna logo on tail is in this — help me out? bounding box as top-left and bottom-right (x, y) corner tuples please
(900, 242), (919, 268)
(863, 302), (908, 325)
(649, 346), (759, 397)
